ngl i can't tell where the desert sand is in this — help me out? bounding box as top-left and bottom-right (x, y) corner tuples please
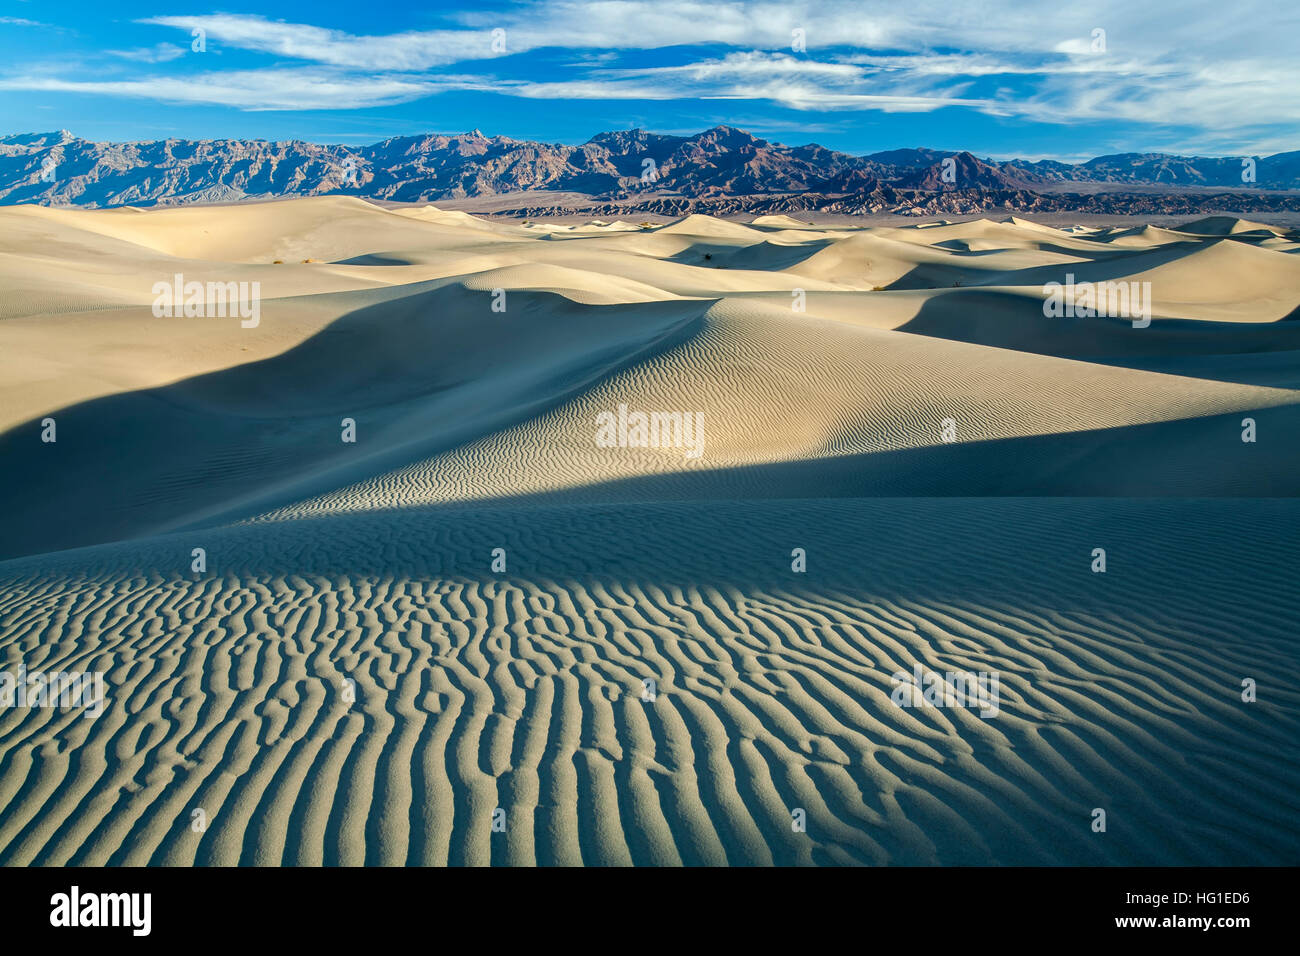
(1, 198), (1297, 864)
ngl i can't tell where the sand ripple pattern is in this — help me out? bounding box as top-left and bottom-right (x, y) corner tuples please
(2, 499), (1295, 866)
(250, 298), (1300, 522)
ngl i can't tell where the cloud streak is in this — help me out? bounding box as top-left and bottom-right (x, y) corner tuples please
(0, 70), (484, 111)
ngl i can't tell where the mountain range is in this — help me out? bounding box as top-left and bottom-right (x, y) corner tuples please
(2, 126), (1298, 211)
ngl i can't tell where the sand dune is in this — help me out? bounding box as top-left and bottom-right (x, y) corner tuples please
(1, 199), (1297, 866)
(750, 214), (814, 228)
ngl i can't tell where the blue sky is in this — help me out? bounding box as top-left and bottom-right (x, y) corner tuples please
(1, 0), (1296, 161)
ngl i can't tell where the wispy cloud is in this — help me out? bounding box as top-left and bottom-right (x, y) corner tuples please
(107, 43), (188, 65)
(139, 14), (496, 70)
(0, 69), (487, 111)
(507, 52), (990, 113)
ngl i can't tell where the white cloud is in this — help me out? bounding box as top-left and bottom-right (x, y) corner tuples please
(107, 43), (188, 64)
(510, 52), (988, 112)
(140, 14), (495, 70)
(0, 69), (481, 111)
